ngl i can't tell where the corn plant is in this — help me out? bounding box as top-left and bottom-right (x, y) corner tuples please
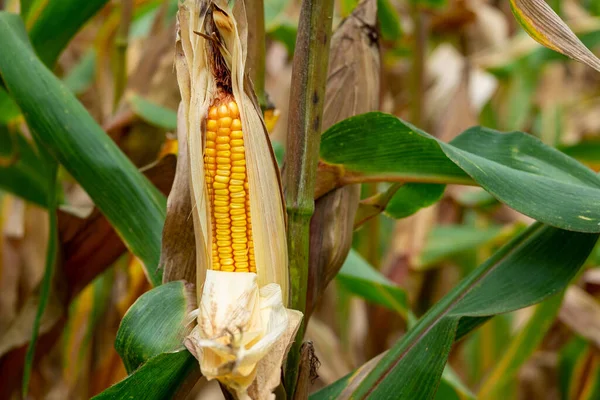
(1, 0), (600, 399)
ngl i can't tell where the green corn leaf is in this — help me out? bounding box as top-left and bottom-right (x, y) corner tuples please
(410, 0), (447, 9)
(63, 49), (97, 95)
(415, 225), (505, 270)
(272, 140), (285, 166)
(385, 183), (445, 219)
(355, 182), (443, 225)
(116, 281), (195, 373)
(97, 281), (198, 398)
(462, 315), (511, 390)
(130, 0), (179, 39)
(20, 0), (36, 19)
(28, 0), (110, 67)
(314, 223), (598, 399)
(509, 0), (600, 72)
(337, 249), (409, 318)
(92, 350), (198, 400)
(377, 0), (401, 41)
(559, 139), (600, 170)
(0, 88), (21, 125)
(22, 147), (58, 397)
(128, 94), (178, 131)
(478, 293), (564, 399)
(559, 337), (588, 399)
(559, 337), (600, 400)
(435, 366), (476, 400)
(320, 113), (470, 185)
(267, 20), (297, 55)
(311, 357), (474, 400)
(320, 112), (600, 232)
(0, 125), (49, 207)
(0, 13), (166, 286)
(264, 0), (289, 29)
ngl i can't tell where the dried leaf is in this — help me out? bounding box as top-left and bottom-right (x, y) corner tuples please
(61, 155), (176, 298)
(292, 341), (319, 400)
(559, 285), (600, 348)
(510, 0), (600, 72)
(0, 289), (63, 358)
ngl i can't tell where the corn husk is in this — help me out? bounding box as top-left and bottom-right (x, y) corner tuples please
(174, 1), (301, 398)
(176, 0), (288, 302)
(184, 271), (301, 399)
(159, 103), (196, 284)
(308, 0), (380, 315)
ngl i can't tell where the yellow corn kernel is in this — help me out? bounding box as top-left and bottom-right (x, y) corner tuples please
(204, 98), (256, 273)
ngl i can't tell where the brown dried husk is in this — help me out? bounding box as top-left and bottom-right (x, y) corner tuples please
(159, 103), (196, 284)
(308, 0), (380, 315)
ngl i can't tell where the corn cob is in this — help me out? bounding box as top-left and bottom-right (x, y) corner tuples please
(177, 2), (302, 398)
(204, 98), (256, 273)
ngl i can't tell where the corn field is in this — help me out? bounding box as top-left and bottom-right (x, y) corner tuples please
(2, 0), (600, 399)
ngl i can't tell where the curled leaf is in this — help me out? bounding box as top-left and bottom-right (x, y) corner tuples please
(510, 0), (600, 72)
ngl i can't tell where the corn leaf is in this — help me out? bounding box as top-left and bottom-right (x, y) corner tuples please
(320, 113), (471, 185)
(385, 183), (445, 219)
(314, 223), (598, 399)
(92, 350), (198, 400)
(0, 126), (49, 207)
(478, 293), (564, 399)
(311, 359), (474, 400)
(560, 139), (600, 170)
(509, 0), (600, 72)
(0, 13), (166, 286)
(115, 281), (195, 373)
(22, 148), (58, 397)
(434, 367), (475, 400)
(415, 225), (504, 269)
(267, 21), (297, 54)
(320, 112), (600, 232)
(28, 0), (110, 67)
(129, 0), (179, 39)
(97, 281), (198, 398)
(462, 315), (511, 391)
(128, 94), (178, 131)
(1, 0), (100, 203)
(265, 0), (289, 29)
(63, 49), (96, 95)
(410, 0), (447, 9)
(337, 249), (408, 318)
(0, 88), (20, 125)
(377, 0), (401, 41)
(559, 337), (600, 400)
(20, 0), (35, 19)
(481, 25), (600, 77)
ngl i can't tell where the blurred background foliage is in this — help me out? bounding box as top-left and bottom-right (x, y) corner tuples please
(2, 0), (600, 399)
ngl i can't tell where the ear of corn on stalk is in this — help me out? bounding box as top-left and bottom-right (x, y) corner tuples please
(174, 1), (302, 398)
(308, 0), (379, 316)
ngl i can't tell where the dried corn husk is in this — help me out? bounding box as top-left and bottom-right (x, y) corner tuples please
(174, 1), (302, 398)
(308, 0), (380, 315)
